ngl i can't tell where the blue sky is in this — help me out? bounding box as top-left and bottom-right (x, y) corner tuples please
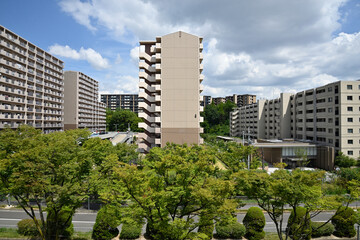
(1, 0), (360, 99)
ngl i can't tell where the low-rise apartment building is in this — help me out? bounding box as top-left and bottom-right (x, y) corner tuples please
(0, 25), (64, 133)
(230, 80), (360, 158)
(100, 94), (140, 113)
(213, 94), (256, 107)
(64, 71), (106, 133)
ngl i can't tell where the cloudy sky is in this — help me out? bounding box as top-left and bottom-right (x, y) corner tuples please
(2, 0), (360, 99)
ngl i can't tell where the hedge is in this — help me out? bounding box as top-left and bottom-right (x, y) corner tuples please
(119, 222), (142, 239)
(243, 207), (265, 240)
(17, 219), (40, 237)
(310, 222), (334, 238)
(287, 207), (311, 240)
(92, 205), (121, 240)
(214, 221), (245, 239)
(332, 206), (357, 238)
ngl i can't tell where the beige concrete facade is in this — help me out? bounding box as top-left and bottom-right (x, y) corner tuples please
(213, 94), (256, 107)
(138, 31), (203, 153)
(64, 71), (106, 133)
(230, 80), (360, 159)
(0, 25), (64, 133)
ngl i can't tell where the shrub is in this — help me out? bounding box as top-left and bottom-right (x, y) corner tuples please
(46, 207), (74, 239)
(287, 207), (311, 240)
(119, 222), (142, 239)
(243, 207), (265, 240)
(92, 205), (121, 240)
(310, 222), (334, 238)
(197, 214), (214, 240)
(17, 219), (40, 237)
(332, 206), (356, 238)
(215, 221), (245, 239)
(335, 152), (356, 168)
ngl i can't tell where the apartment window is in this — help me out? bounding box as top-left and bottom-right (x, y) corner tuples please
(347, 85), (352, 90)
(328, 97), (332, 102)
(328, 108), (332, 112)
(328, 139), (333, 144)
(348, 139), (353, 144)
(348, 106), (353, 111)
(347, 96), (353, 101)
(348, 151), (353, 155)
(348, 118), (353, 122)
(328, 87), (332, 92)
(348, 128), (353, 133)
(328, 129), (333, 133)
(328, 118), (333, 123)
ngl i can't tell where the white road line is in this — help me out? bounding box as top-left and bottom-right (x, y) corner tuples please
(0, 218), (94, 224)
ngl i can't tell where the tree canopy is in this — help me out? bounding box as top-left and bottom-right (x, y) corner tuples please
(201, 101), (236, 135)
(106, 108), (143, 132)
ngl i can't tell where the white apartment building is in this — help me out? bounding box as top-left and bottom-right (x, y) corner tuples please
(0, 25), (64, 133)
(138, 31), (204, 153)
(230, 81), (360, 158)
(64, 71), (106, 133)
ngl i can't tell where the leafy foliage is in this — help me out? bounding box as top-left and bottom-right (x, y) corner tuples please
(201, 101), (236, 135)
(106, 108), (143, 132)
(0, 126), (93, 240)
(243, 207), (265, 240)
(197, 213), (214, 240)
(335, 152), (357, 168)
(113, 144), (240, 240)
(332, 206), (357, 238)
(234, 169), (341, 240)
(310, 222), (334, 238)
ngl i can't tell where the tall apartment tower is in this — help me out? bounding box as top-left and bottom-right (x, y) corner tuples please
(138, 31), (204, 153)
(0, 25), (64, 133)
(63, 71), (106, 133)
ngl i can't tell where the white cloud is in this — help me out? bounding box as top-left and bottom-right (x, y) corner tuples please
(58, 0), (360, 99)
(99, 75), (138, 94)
(48, 44), (110, 70)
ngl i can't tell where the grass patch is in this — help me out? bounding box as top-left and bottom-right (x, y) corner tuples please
(0, 228), (92, 240)
(0, 228), (23, 238)
(264, 232), (285, 240)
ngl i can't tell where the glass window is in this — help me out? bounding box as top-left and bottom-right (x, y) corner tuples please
(348, 118), (353, 122)
(348, 106), (353, 111)
(348, 151), (353, 155)
(347, 85), (353, 90)
(348, 140), (353, 144)
(347, 96), (353, 100)
(348, 128), (353, 133)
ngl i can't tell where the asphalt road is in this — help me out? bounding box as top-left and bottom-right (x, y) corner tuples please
(0, 208), (338, 233)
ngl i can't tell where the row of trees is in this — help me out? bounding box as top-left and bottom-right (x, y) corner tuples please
(0, 126), (359, 240)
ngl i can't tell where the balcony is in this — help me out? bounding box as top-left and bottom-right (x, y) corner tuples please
(155, 43), (161, 52)
(139, 92), (155, 103)
(155, 63), (161, 71)
(139, 62), (155, 73)
(139, 81), (155, 92)
(139, 52), (155, 63)
(139, 72), (155, 83)
(199, 84), (204, 93)
(155, 74), (161, 81)
(199, 74), (204, 82)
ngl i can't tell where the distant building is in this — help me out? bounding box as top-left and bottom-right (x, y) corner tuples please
(213, 97), (225, 105)
(100, 94), (140, 113)
(212, 94), (257, 107)
(63, 71), (106, 133)
(201, 95), (212, 107)
(230, 80), (360, 159)
(138, 31), (204, 153)
(0, 25), (64, 133)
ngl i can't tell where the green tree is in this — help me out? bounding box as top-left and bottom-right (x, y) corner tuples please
(0, 126), (93, 240)
(201, 101), (236, 135)
(113, 144), (240, 240)
(335, 152), (356, 168)
(107, 108), (143, 132)
(234, 169), (342, 240)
